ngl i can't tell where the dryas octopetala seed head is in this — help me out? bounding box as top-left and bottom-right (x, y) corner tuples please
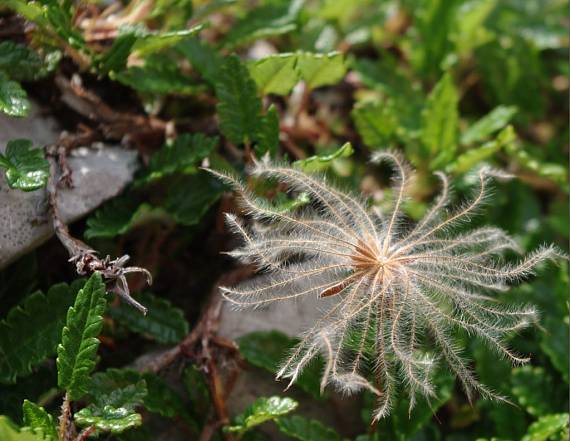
(207, 152), (564, 420)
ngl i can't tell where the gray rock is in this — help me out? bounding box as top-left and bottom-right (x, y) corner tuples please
(0, 103), (139, 269)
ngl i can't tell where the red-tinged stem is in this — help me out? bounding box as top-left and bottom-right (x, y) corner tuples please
(75, 426), (96, 441)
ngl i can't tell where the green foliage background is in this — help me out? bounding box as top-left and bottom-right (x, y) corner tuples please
(0, 0), (567, 440)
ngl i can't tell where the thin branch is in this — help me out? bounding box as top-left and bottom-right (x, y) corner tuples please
(75, 426), (96, 441)
(46, 149), (151, 314)
(135, 266), (254, 441)
(140, 266), (255, 373)
(58, 394), (74, 441)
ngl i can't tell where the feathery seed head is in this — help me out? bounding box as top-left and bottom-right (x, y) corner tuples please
(208, 153), (564, 421)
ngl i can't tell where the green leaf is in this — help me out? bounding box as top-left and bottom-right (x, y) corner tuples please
(449, 125), (516, 174)
(0, 416), (43, 441)
(0, 281), (78, 383)
(0, 73), (29, 117)
(112, 64), (203, 95)
(88, 172), (222, 238)
(0, 1), (85, 66)
(521, 413), (569, 441)
(293, 142), (354, 173)
(241, 52), (344, 153)
(247, 54), (299, 95)
(420, 72), (459, 169)
(3, 0), (87, 56)
(74, 406), (142, 434)
(110, 292), (189, 344)
(0, 1), (45, 25)
(276, 415), (341, 441)
(226, 396), (298, 435)
(43, 2), (87, 53)
(505, 142), (568, 189)
(413, 0), (460, 77)
(351, 55), (420, 103)
(85, 133), (218, 239)
(351, 56), (423, 138)
(0, 42), (47, 82)
(141, 372), (195, 426)
(163, 172), (225, 226)
(223, 0), (303, 48)
(91, 369), (186, 419)
(148, 0), (194, 27)
(512, 366), (557, 417)
(22, 401), (57, 441)
(81, 379), (147, 435)
(191, 0), (233, 20)
(237, 331), (323, 399)
(352, 100), (398, 148)
(271, 191), (311, 213)
(215, 55), (262, 145)
(97, 24), (204, 73)
(85, 200), (169, 240)
(90, 369), (140, 395)
(450, 0), (497, 56)
(296, 52), (346, 89)
(132, 25), (204, 57)
(91, 380), (147, 410)
(247, 51), (346, 95)
(477, 39), (545, 120)
(237, 331), (292, 373)
(255, 104), (280, 156)
(176, 38), (224, 84)
(0, 139), (49, 191)
(95, 31), (138, 73)
(57, 272), (107, 401)
(89, 368), (198, 429)
(461, 106), (518, 145)
(146, 133), (217, 183)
